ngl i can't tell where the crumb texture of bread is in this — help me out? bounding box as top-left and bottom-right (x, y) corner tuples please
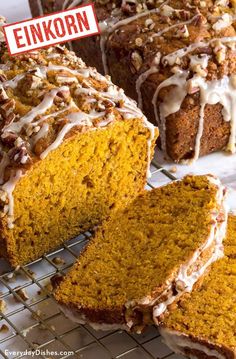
(29, 0), (236, 162)
(160, 215), (236, 359)
(54, 175), (227, 333)
(0, 45), (158, 267)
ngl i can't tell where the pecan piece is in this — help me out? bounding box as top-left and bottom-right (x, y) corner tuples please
(130, 51), (143, 73)
(0, 87), (8, 102)
(0, 74), (7, 82)
(1, 132), (18, 147)
(9, 144), (31, 165)
(0, 98), (15, 118)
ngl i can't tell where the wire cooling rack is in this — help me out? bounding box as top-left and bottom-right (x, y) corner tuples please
(0, 160), (184, 359)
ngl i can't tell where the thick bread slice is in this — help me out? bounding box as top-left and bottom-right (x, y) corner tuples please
(54, 175), (228, 333)
(160, 214), (236, 359)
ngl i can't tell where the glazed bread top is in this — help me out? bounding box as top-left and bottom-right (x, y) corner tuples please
(0, 44), (156, 228)
(63, 0), (236, 161)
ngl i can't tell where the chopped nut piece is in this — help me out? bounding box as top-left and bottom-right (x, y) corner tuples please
(50, 273), (64, 289)
(0, 299), (6, 312)
(175, 25), (189, 38)
(169, 166), (177, 173)
(130, 51), (143, 72)
(160, 4), (174, 17)
(1, 132), (18, 147)
(175, 279), (186, 292)
(135, 37), (143, 47)
(52, 256), (65, 265)
(0, 324), (9, 333)
(0, 74), (7, 82)
(0, 98), (15, 118)
(31, 309), (42, 320)
(177, 10), (191, 20)
(14, 287), (29, 302)
(4, 272), (16, 283)
(145, 18), (155, 29)
(0, 87), (8, 102)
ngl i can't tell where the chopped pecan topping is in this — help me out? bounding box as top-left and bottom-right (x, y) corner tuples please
(192, 13), (205, 26)
(0, 74), (7, 82)
(1, 132), (18, 147)
(0, 98), (15, 120)
(14, 287), (29, 302)
(176, 10), (191, 20)
(174, 25), (189, 38)
(9, 143), (31, 165)
(54, 88), (71, 104)
(130, 51), (143, 73)
(0, 87), (8, 102)
(50, 273), (64, 289)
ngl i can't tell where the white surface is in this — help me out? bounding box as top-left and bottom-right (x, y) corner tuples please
(0, 0), (31, 23)
(154, 150), (236, 211)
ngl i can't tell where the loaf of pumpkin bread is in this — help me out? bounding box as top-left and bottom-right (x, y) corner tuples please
(0, 44), (157, 267)
(30, 0), (236, 162)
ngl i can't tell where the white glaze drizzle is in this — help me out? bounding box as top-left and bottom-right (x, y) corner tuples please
(40, 111), (104, 159)
(1, 170), (23, 229)
(3, 65), (93, 90)
(60, 304), (129, 331)
(35, 105), (74, 124)
(5, 86), (69, 134)
(152, 14), (200, 40)
(31, 123), (49, 146)
(159, 327), (227, 359)
(162, 36), (236, 66)
(152, 69), (189, 154)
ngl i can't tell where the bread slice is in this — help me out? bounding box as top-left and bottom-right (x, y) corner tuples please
(0, 45), (158, 267)
(54, 175), (227, 333)
(160, 215), (236, 359)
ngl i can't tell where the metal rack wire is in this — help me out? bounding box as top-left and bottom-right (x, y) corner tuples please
(0, 160), (183, 359)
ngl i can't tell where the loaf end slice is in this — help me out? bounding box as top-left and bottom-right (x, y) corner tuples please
(160, 215), (236, 359)
(54, 175), (228, 333)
